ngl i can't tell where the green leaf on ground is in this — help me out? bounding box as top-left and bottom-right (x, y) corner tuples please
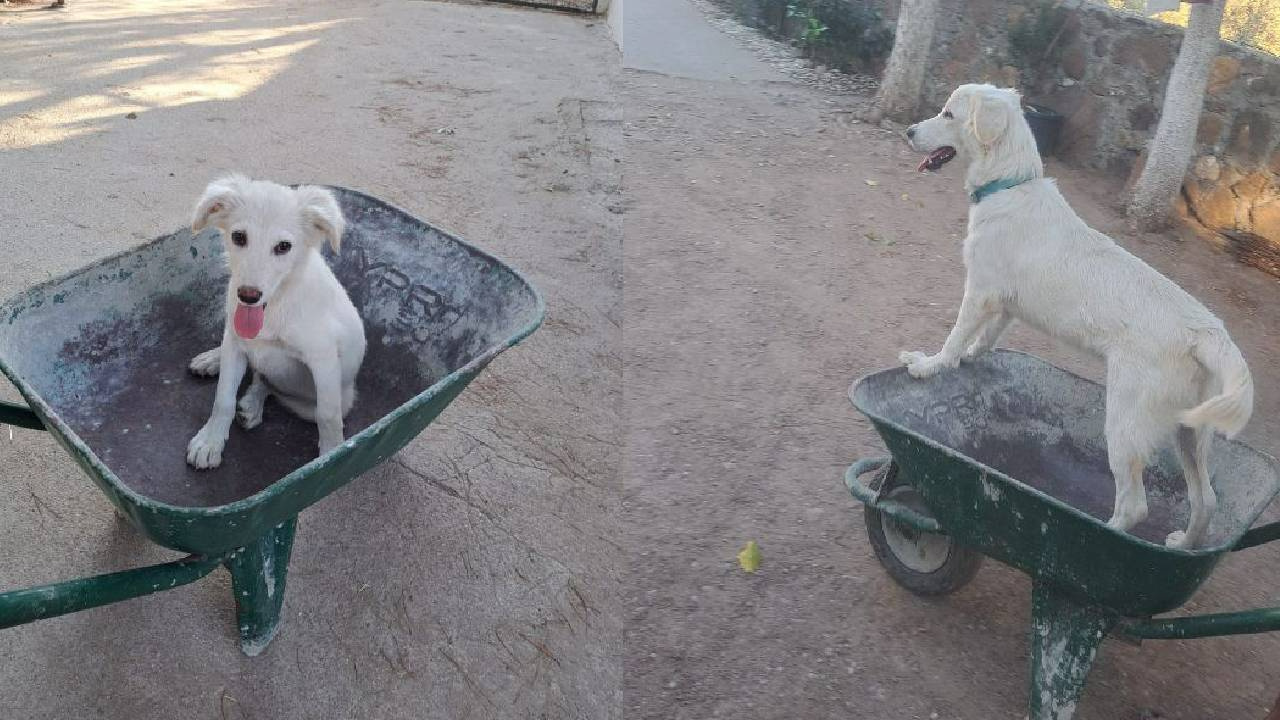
(737, 540), (762, 573)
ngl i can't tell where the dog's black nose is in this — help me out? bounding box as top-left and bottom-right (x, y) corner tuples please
(905, 125), (916, 139)
(237, 286), (263, 305)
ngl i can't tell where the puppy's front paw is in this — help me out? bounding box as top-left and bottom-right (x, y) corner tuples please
(189, 348), (221, 377)
(186, 426), (225, 469)
(961, 343), (986, 361)
(899, 350), (942, 379)
(898, 350), (927, 366)
(1164, 530), (1196, 550)
(237, 396), (264, 430)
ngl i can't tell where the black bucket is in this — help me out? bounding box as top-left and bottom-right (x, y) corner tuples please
(1024, 104), (1064, 157)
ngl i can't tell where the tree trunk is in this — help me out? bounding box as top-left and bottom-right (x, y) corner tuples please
(870, 0), (942, 124)
(1126, 1), (1226, 231)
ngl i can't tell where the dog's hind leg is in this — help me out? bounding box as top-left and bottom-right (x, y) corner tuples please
(1105, 447), (1149, 532)
(1167, 426), (1216, 549)
(309, 351), (346, 455)
(272, 391), (317, 422)
(1104, 364), (1153, 532)
(189, 347), (221, 376)
(237, 372), (270, 430)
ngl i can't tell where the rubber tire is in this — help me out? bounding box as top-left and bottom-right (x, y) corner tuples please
(863, 461), (983, 596)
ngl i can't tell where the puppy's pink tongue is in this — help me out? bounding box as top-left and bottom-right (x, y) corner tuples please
(233, 304), (264, 339)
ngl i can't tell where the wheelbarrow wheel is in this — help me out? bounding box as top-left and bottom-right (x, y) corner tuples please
(864, 462), (983, 596)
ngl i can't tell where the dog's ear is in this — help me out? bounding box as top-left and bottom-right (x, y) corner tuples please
(296, 185), (346, 253)
(967, 91), (1015, 153)
(191, 173), (249, 232)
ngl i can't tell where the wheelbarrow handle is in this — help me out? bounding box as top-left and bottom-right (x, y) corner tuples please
(844, 457), (943, 534)
(1121, 605), (1280, 641)
(0, 400), (45, 431)
(0, 554), (221, 629)
(846, 457), (891, 495)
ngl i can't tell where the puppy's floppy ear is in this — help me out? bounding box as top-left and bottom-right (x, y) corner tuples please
(191, 173), (249, 232)
(967, 90), (1016, 152)
(296, 185), (346, 253)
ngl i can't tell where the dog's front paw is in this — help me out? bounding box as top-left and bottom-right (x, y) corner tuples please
(899, 350), (943, 379)
(1164, 530), (1198, 550)
(186, 426), (226, 469)
(188, 348), (221, 377)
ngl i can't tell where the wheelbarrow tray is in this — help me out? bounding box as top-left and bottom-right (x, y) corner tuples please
(850, 350), (1280, 617)
(0, 187), (543, 557)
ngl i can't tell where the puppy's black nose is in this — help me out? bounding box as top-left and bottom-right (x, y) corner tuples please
(237, 286), (263, 305)
(905, 125), (917, 139)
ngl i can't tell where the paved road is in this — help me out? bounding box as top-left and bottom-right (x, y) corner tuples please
(622, 0), (785, 82)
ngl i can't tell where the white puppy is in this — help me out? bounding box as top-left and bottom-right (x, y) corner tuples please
(900, 84), (1253, 549)
(185, 174), (366, 469)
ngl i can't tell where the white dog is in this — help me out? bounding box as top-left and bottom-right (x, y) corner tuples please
(900, 84), (1253, 549)
(185, 174), (367, 469)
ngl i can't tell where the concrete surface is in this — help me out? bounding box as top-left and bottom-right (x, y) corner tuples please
(619, 7), (1280, 720)
(621, 0), (784, 82)
(606, 0), (622, 50)
(0, 2), (620, 719)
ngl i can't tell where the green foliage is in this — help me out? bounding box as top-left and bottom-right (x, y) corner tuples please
(718, 0), (893, 70)
(786, 0), (894, 67)
(787, 1), (830, 51)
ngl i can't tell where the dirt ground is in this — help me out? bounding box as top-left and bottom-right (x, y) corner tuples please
(620, 66), (1280, 720)
(0, 2), (620, 719)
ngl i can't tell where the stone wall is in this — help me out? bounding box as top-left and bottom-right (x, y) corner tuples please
(872, 0), (1279, 266)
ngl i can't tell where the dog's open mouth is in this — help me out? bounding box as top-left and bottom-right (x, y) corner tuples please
(917, 146), (956, 173)
(233, 303), (265, 339)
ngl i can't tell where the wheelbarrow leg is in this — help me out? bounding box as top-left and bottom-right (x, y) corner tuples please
(1027, 580), (1118, 720)
(224, 518), (297, 656)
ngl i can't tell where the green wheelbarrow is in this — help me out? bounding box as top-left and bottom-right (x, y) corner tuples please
(844, 350), (1280, 720)
(0, 187), (544, 655)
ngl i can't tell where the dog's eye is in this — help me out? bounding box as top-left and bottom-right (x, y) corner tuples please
(943, 110), (954, 119)
(273, 241), (292, 256)
(230, 230), (247, 247)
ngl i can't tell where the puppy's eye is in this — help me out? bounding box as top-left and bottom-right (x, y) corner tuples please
(231, 230), (247, 247)
(273, 241), (292, 256)
(943, 110), (954, 119)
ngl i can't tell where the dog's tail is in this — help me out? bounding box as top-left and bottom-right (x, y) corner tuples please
(1179, 331), (1254, 438)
